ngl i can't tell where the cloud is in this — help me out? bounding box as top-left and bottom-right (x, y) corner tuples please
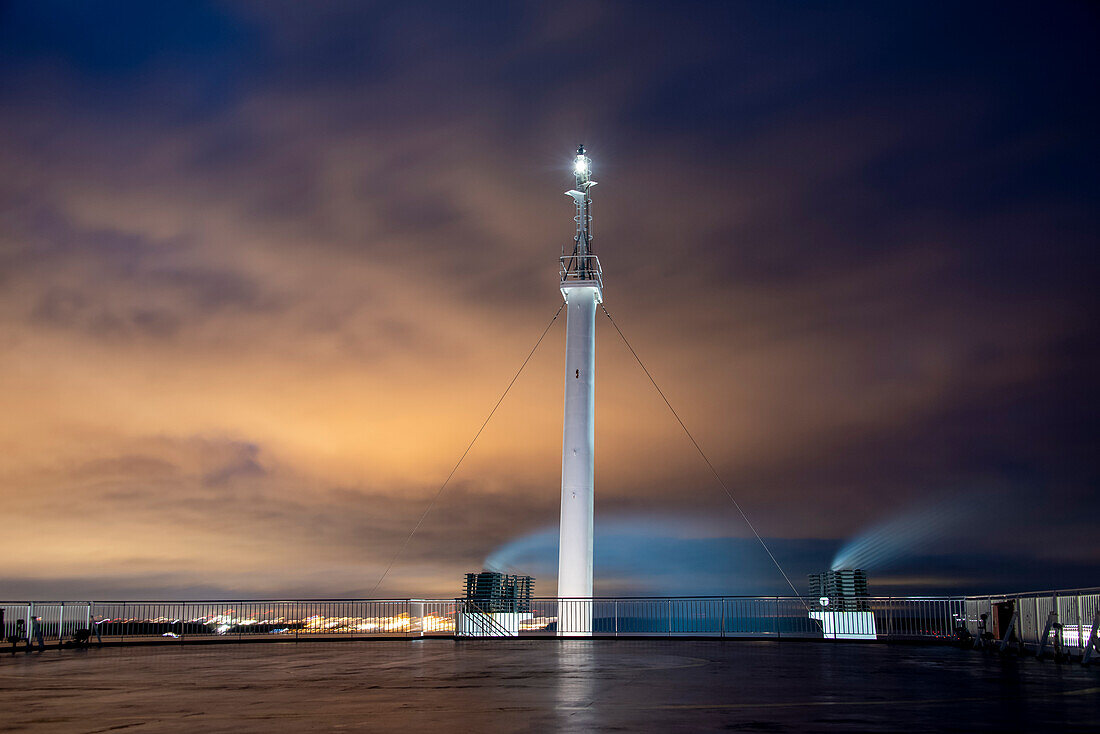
(0, 1), (1096, 598)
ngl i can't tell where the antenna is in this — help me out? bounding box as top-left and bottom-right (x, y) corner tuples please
(564, 144), (597, 281)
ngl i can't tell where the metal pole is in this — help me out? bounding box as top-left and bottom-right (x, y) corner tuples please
(1051, 594), (1058, 652)
(58, 603), (64, 644)
(1015, 598), (1023, 651)
(1038, 610), (1057, 657)
(990, 598), (998, 647)
(999, 604), (1019, 653)
(1082, 607), (1100, 665)
(558, 283), (599, 633)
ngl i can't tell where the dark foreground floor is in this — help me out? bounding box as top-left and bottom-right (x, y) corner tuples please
(1, 640), (1098, 732)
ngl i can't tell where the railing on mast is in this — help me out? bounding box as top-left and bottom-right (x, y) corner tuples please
(560, 254), (603, 289)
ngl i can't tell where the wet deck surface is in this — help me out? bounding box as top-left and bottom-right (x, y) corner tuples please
(1, 640), (1098, 732)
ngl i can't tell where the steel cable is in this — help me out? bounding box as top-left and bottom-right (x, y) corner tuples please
(600, 304), (809, 609)
(368, 302), (566, 595)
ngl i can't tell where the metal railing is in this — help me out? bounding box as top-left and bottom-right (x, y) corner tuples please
(0, 600), (445, 646)
(560, 254), (602, 289)
(522, 596), (966, 640)
(959, 587), (1100, 655)
(1, 589), (1096, 657)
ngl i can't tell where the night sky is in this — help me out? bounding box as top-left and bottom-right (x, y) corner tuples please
(2, 2), (1097, 600)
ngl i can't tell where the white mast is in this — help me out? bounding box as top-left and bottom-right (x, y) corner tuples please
(557, 145), (602, 634)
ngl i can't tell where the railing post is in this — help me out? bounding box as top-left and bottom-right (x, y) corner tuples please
(58, 602), (64, 645)
(775, 597), (780, 640)
(1033, 597), (1040, 652)
(614, 600), (619, 636)
(1015, 598), (1023, 650)
(1076, 595), (1084, 655)
(667, 599), (672, 637)
(1050, 594), (1058, 652)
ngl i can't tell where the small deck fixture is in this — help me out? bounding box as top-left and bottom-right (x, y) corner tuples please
(456, 571), (534, 637)
(808, 569), (876, 639)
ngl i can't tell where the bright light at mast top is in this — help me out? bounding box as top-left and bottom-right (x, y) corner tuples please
(574, 144), (589, 175)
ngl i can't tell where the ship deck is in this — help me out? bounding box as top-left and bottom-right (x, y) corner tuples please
(2, 639), (1098, 732)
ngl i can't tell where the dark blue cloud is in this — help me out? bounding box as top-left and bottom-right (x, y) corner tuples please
(0, 1), (254, 75)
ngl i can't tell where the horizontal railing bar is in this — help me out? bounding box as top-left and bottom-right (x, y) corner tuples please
(0, 596), (948, 603)
(3, 589), (1097, 604)
(962, 587), (1100, 598)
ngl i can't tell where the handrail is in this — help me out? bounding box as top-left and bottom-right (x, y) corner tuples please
(4, 588), (1097, 604)
(560, 254), (603, 288)
(458, 598), (514, 637)
(4, 588), (1095, 652)
(963, 587), (1100, 599)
